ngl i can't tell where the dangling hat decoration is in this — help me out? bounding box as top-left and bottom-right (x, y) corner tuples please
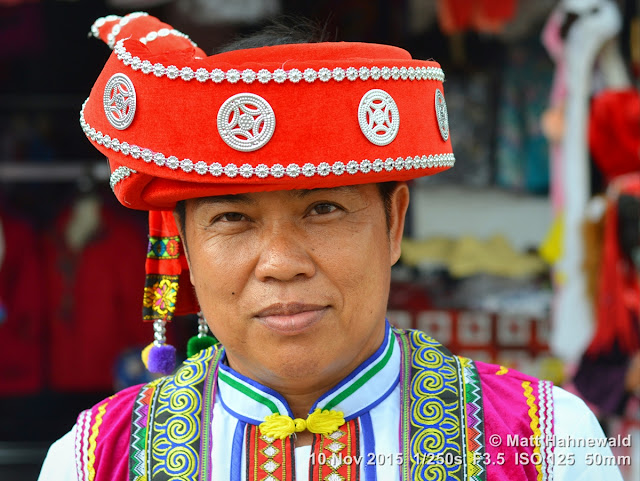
(84, 12), (456, 373)
(139, 210), (211, 374)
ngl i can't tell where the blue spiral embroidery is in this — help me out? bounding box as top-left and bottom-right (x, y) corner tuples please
(409, 330), (465, 481)
(150, 348), (213, 480)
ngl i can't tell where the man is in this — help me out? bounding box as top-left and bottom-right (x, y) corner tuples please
(40, 12), (622, 481)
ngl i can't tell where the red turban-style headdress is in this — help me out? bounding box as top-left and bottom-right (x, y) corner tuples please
(84, 12), (455, 372)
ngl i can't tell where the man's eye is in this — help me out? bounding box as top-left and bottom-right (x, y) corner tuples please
(310, 203), (338, 215)
(216, 212), (246, 222)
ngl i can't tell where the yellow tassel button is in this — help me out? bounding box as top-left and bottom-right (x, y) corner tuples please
(259, 409), (345, 440)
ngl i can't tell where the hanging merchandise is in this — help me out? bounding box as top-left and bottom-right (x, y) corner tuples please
(0, 210), (44, 396)
(401, 235), (547, 279)
(177, 0), (280, 25)
(44, 198), (150, 392)
(586, 178), (640, 356)
(573, 174), (640, 416)
(436, 0), (517, 34)
(581, 196), (607, 309)
(543, 0), (630, 363)
(589, 88), (640, 182)
(496, 39), (552, 194)
(541, 6), (568, 213)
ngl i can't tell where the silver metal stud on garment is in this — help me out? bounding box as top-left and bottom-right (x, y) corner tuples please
(217, 93), (276, 152)
(103, 73), (137, 130)
(435, 88), (449, 141)
(358, 89), (400, 146)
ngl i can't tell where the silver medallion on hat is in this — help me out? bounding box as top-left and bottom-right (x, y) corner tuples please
(103, 73), (137, 130)
(358, 89), (400, 146)
(435, 88), (449, 141)
(217, 93), (275, 152)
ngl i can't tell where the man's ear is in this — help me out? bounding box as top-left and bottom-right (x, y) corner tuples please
(172, 208), (195, 285)
(388, 183), (410, 265)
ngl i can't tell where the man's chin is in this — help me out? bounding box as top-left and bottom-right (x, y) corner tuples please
(255, 343), (338, 383)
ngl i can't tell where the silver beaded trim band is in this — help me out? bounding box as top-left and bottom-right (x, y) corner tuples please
(110, 166), (137, 191)
(83, 100), (454, 184)
(139, 28), (197, 48)
(109, 38), (445, 85)
(90, 15), (120, 39)
(90, 12), (150, 47)
(92, 14), (445, 85)
(90, 13), (198, 50)
(107, 12), (149, 48)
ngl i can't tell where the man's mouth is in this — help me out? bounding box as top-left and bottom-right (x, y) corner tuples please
(254, 303), (328, 335)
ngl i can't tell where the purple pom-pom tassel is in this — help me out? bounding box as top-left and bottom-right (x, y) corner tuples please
(147, 344), (176, 375)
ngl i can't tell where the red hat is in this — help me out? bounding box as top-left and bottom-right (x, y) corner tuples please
(589, 89), (640, 182)
(85, 13), (454, 210)
(83, 12), (455, 373)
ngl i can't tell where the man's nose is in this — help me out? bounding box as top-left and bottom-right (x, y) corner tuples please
(254, 224), (316, 282)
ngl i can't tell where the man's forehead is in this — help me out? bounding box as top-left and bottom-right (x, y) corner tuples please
(191, 185), (363, 207)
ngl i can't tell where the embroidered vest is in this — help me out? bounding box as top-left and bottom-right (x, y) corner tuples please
(74, 329), (554, 481)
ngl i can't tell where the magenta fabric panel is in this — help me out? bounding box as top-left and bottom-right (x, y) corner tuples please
(75, 383), (142, 481)
(476, 361), (542, 481)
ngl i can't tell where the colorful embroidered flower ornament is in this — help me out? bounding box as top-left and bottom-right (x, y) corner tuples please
(84, 12), (455, 373)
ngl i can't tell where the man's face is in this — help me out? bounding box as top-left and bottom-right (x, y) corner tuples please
(180, 183), (408, 393)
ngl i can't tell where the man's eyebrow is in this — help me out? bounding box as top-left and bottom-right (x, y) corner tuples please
(193, 194), (256, 207)
(293, 185), (359, 198)
(192, 186), (359, 207)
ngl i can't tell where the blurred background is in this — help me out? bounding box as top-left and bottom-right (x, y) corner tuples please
(1, 0), (639, 479)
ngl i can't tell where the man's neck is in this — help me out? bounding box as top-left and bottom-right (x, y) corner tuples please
(225, 324), (386, 418)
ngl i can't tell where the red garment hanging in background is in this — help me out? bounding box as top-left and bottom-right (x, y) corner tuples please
(43, 205), (149, 392)
(437, 0), (517, 34)
(587, 175), (640, 356)
(0, 210), (44, 396)
(589, 89), (640, 182)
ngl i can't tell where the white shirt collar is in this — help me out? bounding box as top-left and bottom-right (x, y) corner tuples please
(217, 321), (400, 424)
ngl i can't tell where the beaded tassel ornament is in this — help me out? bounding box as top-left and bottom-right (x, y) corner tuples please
(141, 319), (175, 375)
(186, 311), (218, 358)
